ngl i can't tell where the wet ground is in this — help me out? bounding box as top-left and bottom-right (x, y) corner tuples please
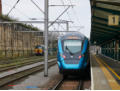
(0, 64), (91, 90)
(58, 76), (91, 90)
(42, 70), (91, 90)
(42, 74), (91, 90)
(0, 65), (61, 90)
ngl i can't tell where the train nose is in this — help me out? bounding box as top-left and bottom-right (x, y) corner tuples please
(64, 59), (80, 64)
(70, 55), (74, 58)
(37, 50), (39, 53)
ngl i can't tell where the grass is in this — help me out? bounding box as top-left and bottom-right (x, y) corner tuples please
(0, 55), (56, 68)
(0, 55), (37, 65)
(0, 15), (43, 32)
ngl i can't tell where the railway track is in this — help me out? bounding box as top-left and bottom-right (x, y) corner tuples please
(0, 59), (57, 87)
(0, 56), (55, 72)
(52, 77), (84, 90)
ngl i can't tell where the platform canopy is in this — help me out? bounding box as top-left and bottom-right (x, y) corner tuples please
(90, 0), (120, 45)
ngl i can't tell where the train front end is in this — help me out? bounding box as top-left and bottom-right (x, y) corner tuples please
(57, 33), (89, 74)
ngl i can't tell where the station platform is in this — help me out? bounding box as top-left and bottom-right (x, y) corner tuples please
(91, 54), (120, 90)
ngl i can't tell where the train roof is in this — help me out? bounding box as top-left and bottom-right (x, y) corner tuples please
(59, 32), (87, 40)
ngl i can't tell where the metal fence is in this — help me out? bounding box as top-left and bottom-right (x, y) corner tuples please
(101, 40), (120, 61)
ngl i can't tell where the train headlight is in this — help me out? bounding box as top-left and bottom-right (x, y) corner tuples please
(79, 55), (82, 59)
(62, 55), (66, 59)
(79, 54), (84, 59)
(60, 54), (66, 59)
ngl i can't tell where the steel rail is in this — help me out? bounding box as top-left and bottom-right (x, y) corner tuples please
(77, 80), (84, 90)
(0, 59), (56, 87)
(51, 78), (84, 90)
(51, 78), (64, 90)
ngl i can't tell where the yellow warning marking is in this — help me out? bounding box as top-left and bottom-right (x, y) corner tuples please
(98, 57), (120, 80)
(94, 55), (120, 90)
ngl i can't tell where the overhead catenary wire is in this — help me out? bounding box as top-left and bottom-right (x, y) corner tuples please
(30, 0), (59, 32)
(60, 0), (72, 22)
(31, 0), (44, 14)
(7, 0), (20, 16)
(60, 0), (82, 31)
(66, 0), (73, 7)
(3, 2), (36, 20)
(60, 0), (76, 32)
(48, 6), (71, 28)
(3, 1), (43, 20)
(30, 0), (60, 31)
(66, 0), (81, 25)
(59, 24), (66, 35)
(4, 0), (74, 33)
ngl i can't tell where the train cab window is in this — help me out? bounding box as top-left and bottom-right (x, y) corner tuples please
(35, 46), (42, 49)
(63, 39), (82, 54)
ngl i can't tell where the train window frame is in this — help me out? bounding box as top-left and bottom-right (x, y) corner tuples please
(35, 45), (43, 49)
(62, 39), (84, 54)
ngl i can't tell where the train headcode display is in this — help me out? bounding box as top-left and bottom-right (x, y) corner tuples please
(108, 15), (119, 26)
(67, 36), (79, 39)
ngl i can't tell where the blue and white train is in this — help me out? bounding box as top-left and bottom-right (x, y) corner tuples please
(57, 33), (90, 75)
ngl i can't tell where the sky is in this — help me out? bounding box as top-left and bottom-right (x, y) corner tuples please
(2, 0), (91, 38)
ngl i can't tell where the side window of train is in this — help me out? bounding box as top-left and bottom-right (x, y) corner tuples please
(82, 40), (84, 50)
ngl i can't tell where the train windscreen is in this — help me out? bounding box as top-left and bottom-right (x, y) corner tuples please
(63, 40), (82, 54)
(35, 46), (42, 49)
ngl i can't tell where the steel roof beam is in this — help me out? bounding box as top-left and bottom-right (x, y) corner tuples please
(92, 27), (118, 34)
(94, 9), (114, 19)
(92, 30), (109, 35)
(91, 33), (120, 45)
(93, 6), (120, 15)
(91, 36), (112, 43)
(92, 32), (112, 37)
(91, 0), (120, 45)
(92, 24), (120, 33)
(92, 16), (107, 24)
(96, 3), (120, 12)
(92, 31), (112, 37)
(92, 28), (114, 34)
(92, 17), (120, 29)
(93, 7), (120, 24)
(95, 0), (120, 6)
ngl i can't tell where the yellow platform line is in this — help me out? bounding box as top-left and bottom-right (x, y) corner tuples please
(94, 55), (120, 90)
(97, 56), (120, 80)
